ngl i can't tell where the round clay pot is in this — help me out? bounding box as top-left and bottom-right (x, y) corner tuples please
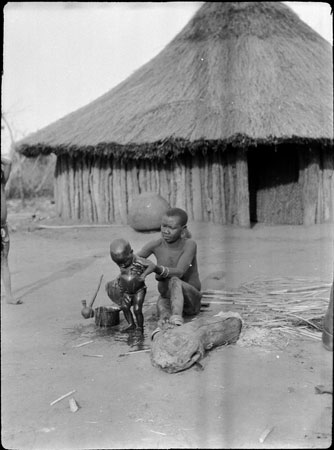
(128, 192), (170, 231)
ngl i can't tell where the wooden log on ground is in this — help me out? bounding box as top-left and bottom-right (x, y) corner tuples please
(151, 311), (242, 373)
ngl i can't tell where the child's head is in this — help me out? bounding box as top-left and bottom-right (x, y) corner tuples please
(110, 238), (134, 268)
(161, 208), (191, 243)
(165, 208), (188, 226)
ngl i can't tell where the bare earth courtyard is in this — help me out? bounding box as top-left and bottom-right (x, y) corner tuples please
(1, 199), (333, 449)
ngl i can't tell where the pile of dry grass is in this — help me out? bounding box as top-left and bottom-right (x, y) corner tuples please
(202, 277), (332, 342)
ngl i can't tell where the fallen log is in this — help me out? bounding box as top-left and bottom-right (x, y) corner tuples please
(150, 311), (242, 373)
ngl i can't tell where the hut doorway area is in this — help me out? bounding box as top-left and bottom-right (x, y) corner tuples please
(247, 148), (303, 225)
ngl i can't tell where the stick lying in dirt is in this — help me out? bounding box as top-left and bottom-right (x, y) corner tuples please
(283, 313), (322, 331)
(73, 340), (94, 348)
(149, 430), (167, 436)
(259, 426), (274, 443)
(119, 349), (150, 357)
(83, 354), (103, 358)
(50, 390), (76, 406)
(315, 385), (333, 395)
(269, 284), (331, 294)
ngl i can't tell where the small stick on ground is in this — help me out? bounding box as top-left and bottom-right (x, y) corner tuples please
(269, 284), (331, 294)
(119, 349), (150, 357)
(73, 340), (94, 348)
(50, 390), (76, 406)
(284, 313), (322, 330)
(259, 426), (274, 443)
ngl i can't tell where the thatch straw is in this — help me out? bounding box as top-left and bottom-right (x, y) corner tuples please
(17, 2), (333, 158)
(202, 276), (331, 341)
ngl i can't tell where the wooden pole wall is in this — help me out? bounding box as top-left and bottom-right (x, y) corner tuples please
(53, 147), (334, 227)
(320, 149), (334, 223)
(54, 151), (250, 225)
(299, 149), (320, 226)
(235, 149), (250, 227)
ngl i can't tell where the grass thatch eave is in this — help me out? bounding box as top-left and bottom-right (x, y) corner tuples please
(18, 135), (333, 161)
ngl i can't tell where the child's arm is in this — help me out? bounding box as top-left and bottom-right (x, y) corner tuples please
(136, 240), (159, 259)
(136, 240), (160, 280)
(135, 255), (157, 280)
(155, 240), (197, 280)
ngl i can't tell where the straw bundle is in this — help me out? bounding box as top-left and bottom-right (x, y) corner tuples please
(202, 277), (331, 342)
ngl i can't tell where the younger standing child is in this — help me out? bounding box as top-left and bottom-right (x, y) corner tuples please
(1, 156), (22, 304)
(106, 238), (155, 333)
(137, 207), (202, 327)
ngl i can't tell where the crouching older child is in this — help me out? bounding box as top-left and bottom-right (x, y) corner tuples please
(137, 207), (202, 328)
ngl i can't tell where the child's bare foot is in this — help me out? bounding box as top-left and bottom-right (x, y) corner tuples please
(135, 327), (144, 335)
(158, 313), (170, 328)
(6, 297), (23, 305)
(168, 315), (183, 326)
(121, 324), (136, 333)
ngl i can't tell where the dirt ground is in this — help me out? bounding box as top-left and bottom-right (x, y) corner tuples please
(1, 199), (333, 449)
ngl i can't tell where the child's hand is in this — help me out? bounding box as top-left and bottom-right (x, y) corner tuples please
(140, 259), (156, 279)
(122, 293), (132, 309)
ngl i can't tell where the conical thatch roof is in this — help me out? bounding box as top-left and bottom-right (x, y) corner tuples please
(18, 2), (333, 158)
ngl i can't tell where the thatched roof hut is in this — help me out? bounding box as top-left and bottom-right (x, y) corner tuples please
(17, 2), (333, 225)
